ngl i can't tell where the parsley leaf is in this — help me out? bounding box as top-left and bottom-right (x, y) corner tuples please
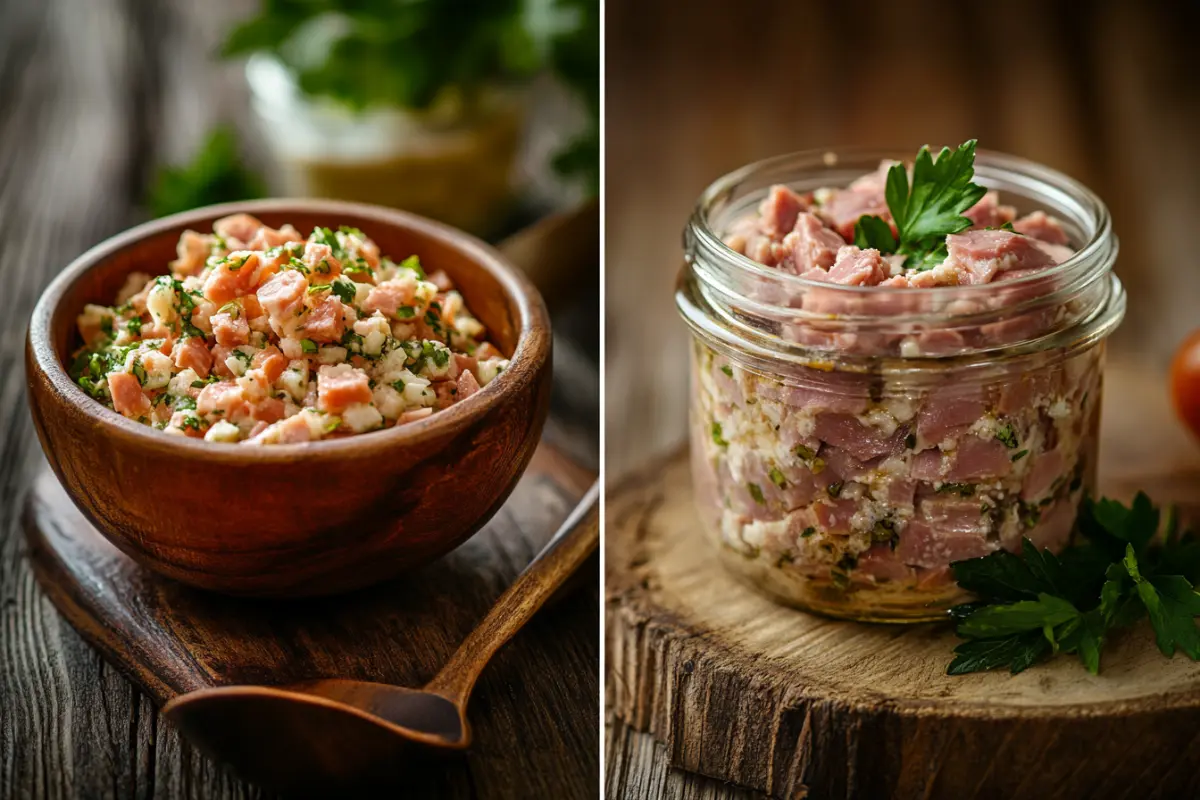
(852, 140), (987, 270)
(147, 127), (265, 217)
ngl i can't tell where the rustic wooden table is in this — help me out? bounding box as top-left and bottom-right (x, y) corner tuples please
(0, 1), (599, 798)
(604, 0), (1200, 795)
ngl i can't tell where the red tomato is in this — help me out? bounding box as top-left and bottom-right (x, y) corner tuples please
(1171, 329), (1200, 439)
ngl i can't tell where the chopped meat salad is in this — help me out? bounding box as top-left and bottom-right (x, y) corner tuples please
(70, 214), (508, 444)
(688, 142), (1111, 619)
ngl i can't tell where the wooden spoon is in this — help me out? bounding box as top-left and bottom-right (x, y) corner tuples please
(162, 481), (599, 793)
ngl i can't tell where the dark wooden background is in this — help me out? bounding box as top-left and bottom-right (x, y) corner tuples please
(605, 0), (1200, 796)
(0, 0), (599, 798)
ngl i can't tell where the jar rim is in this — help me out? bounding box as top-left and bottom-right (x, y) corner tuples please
(686, 146), (1114, 299)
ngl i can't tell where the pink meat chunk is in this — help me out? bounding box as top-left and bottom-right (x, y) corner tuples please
(108, 372), (150, 417)
(758, 185), (808, 236)
(814, 413), (906, 461)
(895, 520), (993, 569)
(1023, 501), (1074, 552)
(856, 545), (915, 582)
(1012, 211), (1069, 245)
(918, 496), (990, 533)
(917, 388), (986, 444)
(943, 230), (1055, 285)
(303, 296), (345, 343)
(822, 246), (887, 286)
(211, 311), (250, 347)
(911, 449), (950, 481)
(964, 191), (1017, 229)
(1021, 448), (1064, 500)
(948, 437), (1012, 480)
(814, 497), (859, 533)
(816, 188), (891, 240)
(257, 270), (308, 331)
(316, 366), (373, 414)
(780, 213), (845, 274)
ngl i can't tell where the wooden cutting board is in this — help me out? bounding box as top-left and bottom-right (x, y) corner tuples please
(606, 361), (1200, 799)
(23, 442), (598, 798)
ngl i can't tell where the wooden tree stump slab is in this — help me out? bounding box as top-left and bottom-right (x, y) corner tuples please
(605, 362), (1200, 799)
(24, 443), (599, 798)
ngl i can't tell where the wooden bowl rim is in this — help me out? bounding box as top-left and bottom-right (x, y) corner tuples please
(27, 198), (551, 464)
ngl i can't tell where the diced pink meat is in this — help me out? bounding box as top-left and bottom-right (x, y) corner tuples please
(251, 346), (287, 383)
(269, 413), (315, 444)
(949, 437), (1012, 480)
(816, 188), (890, 240)
(857, 545), (914, 582)
(213, 213), (263, 248)
(1012, 211), (1069, 245)
(821, 246), (887, 286)
(814, 413), (906, 461)
(108, 372), (150, 417)
(918, 496), (989, 533)
(814, 497), (858, 533)
(197, 381), (250, 421)
(257, 270), (308, 331)
(888, 479), (917, 509)
(456, 368), (481, 400)
(303, 296), (345, 343)
(302, 241), (342, 277)
(895, 520), (992, 569)
(1023, 501), (1074, 552)
(779, 213), (845, 274)
(917, 387), (985, 444)
(942, 230), (1055, 285)
(246, 224), (303, 251)
(173, 337), (213, 379)
(1031, 240), (1075, 264)
(316, 367), (372, 414)
(363, 278), (416, 318)
(1021, 449), (1064, 500)
(211, 311), (250, 347)
(203, 252), (262, 304)
(911, 449), (949, 481)
(252, 397), (286, 424)
(171, 230), (212, 276)
(427, 270), (455, 292)
(964, 192), (1017, 229)
(758, 185), (808, 236)
(847, 161), (897, 194)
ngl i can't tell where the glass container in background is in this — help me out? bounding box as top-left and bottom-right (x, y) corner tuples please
(246, 54), (526, 237)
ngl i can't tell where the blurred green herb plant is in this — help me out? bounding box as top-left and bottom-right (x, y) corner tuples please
(147, 127), (265, 218)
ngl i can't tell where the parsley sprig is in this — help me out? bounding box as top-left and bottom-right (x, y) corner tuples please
(853, 140), (987, 271)
(947, 493), (1200, 675)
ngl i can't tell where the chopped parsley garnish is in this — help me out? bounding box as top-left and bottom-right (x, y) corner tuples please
(995, 423), (1019, 449)
(947, 492), (1200, 676)
(396, 306), (416, 319)
(399, 254), (424, 279)
(1012, 449), (1030, 462)
(852, 140), (987, 271)
(801, 527), (816, 538)
(179, 415), (204, 432)
(720, 365), (733, 378)
(794, 444), (815, 461)
(331, 279), (357, 305)
(300, 339), (318, 354)
(937, 482), (976, 497)
(711, 421), (728, 448)
(390, 379), (406, 393)
(100, 316), (115, 338)
(218, 301), (241, 317)
(174, 396), (197, 411)
(126, 317), (142, 336)
(131, 359), (147, 386)
(229, 349), (252, 365)
(747, 483), (765, 505)
(827, 480), (844, 498)
(287, 257), (310, 274)
(307, 284), (331, 295)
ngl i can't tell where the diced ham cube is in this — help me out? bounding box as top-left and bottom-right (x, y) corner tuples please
(257, 270), (308, 335)
(211, 311), (250, 347)
(173, 337), (213, 379)
(948, 437), (1012, 480)
(252, 345), (287, 384)
(816, 188), (890, 240)
(1021, 449), (1064, 500)
(203, 252), (262, 304)
(964, 192), (1017, 229)
(942, 230), (1055, 285)
(456, 368), (481, 400)
(895, 520), (992, 569)
(171, 230), (212, 276)
(252, 397), (286, 424)
(427, 270), (455, 292)
(1023, 501), (1074, 552)
(911, 449), (949, 481)
(857, 545), (914, 582)
(814, 498), (858, 533)
(779, 213), (845, 274)
(197, 381), (250, 421)
(1012, 211), (1069, 245)
(213, 213), (263, 248)
(917, 386), (986, 444)
(814, 413), (906, 461)
(302, 241), (342, 277)
(363, 277), (417, 318)
(246, 224), (302, 251)
(316, 365), (373, 414)
(758, 185), (808, 237)
(303, 296), (345, 343)
(107, 372), (150, 417)
(822, 246), (887, 286)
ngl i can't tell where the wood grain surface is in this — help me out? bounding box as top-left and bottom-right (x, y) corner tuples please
(606, 364), (1200, 799)
(605, 0), (1200, 794)
(0, 0), (599, 798)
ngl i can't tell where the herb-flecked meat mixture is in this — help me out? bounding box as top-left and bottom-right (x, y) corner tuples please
(70, 214), (508, 444)
(693, 143), (1100, 611)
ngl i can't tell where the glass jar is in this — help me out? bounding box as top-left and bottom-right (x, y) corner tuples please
(676, 149), (1125, 622)
(246, 54), (526, 237)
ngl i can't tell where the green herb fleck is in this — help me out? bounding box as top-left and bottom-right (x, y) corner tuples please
(996, 423), (1019, 449)
(711, 421), (728, 448)
(1012, 449), (1030, 462)
(827, 481), (844, 498)
(768, 467), (787, 489)
(300, 339), (317, 354)
(748, 483), (765, 505)
(720, 365), (733, 378)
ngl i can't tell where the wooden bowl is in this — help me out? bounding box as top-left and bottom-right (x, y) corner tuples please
(25, 200), (552, 597)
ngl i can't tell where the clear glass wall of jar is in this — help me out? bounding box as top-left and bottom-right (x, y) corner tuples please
(676, 149), (1125, 622)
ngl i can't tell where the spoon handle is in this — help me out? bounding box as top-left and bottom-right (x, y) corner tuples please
(426, 480), (600, 704)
